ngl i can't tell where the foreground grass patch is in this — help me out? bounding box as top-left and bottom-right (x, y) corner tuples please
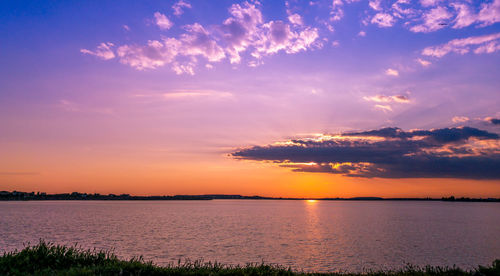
(1, 241), (499, 275)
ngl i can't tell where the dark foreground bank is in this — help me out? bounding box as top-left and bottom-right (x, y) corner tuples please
(1, 242), (499, 276)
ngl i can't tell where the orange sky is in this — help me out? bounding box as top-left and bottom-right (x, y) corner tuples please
(2, 149), (499, 198)
(1, 1), (500, 198)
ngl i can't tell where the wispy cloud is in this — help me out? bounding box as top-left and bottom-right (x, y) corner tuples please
(422, 32), (500, 58)
(365, 0), (500, 33)
(385, 68), (399, 76)
(371, 13), (395, 27)
(80, 42), (115, 60)
(410, 6), (452, 33)
(374, 104), (393, 112)
(363, 92), (411, 113)
(452, 116), (469, 123)
(163, 90), (232, 99)
(134, 90), (233, 101)
(288, 13), (303, 25)
(364, 94), (410, 103)
(172, 0), (192, 16)
(416, 58), (431, 67)
(58, 99), (113, 115)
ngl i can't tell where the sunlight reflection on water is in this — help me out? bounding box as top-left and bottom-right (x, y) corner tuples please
(1, 200), (499, 272)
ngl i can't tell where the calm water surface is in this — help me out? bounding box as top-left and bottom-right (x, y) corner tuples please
(1, 200), (499, 272)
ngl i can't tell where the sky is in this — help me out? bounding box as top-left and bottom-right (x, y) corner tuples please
(1, 0), (499, 198)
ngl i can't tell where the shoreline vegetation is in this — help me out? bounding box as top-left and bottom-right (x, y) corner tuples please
(1, 242), (499, 276)
(1, 191), (499, 202)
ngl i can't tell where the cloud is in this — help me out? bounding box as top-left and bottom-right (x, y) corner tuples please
(422, 32), (500, 58)
(114, 23), (224, 72)
(365, 93), (412, 112)
(154, 12), (173, 30)
(330, 0), (345, 21)
(232, 127), (500, 179)
(163, 90), (233, 99)
(123, 25), (130, 31)
(371, 13), (395, 27)
(451, 3), (476, 29)
(369, 0), (382, 11)
(220, 2), (320, 64)
(80, 42), (115, 60)
(82, 2), (323, 74)
(179, 23), (225, 62)
(222, 2), (264, 64)
(410, 6), (452, 33)
(361, 0), (499, 33)
(416, 58), (431, 66)
(116, 39), (180, 70)
(477, 0), (500, 27)
(374, 104), (392, 112)
(452, 116), (469, 123)
(288, 13), (303, 25)
(474, 40), (500, 54)
(420, 0), (440, 7)
(385, 68), (399, 76)
(358, 31), (366, 37)
(172, 0), (192, 16)
(486, 117), (500, 125)
(364, 94), (410, 103)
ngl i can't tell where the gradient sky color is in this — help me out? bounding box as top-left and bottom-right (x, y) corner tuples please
(1, 0), (499, 197)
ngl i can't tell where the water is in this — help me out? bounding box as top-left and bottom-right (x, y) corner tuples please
(1, 200), (499, 272)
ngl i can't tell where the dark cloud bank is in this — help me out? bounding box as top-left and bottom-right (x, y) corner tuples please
(490, 118), (500, 125)
(232, 127), (500, 179)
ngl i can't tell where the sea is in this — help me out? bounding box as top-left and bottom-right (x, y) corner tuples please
(1, 200), (499, 272)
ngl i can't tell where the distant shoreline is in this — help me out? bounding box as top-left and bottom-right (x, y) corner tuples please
(1, 191), (498, 202)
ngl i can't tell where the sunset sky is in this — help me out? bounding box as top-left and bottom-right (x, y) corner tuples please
(1, 0), (499, 197)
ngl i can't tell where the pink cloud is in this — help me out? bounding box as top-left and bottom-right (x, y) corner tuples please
(474, 41), (500, 54)
(420, 0), (440, 8)
(374, 104), (393, 112)
(222, 2), (263, 64)
(422, 32), (500, 58)
(385, 68), (399, 76)
(451, 3), (477, 29)
(82, 2), (321, 74)
(172, 0), (192, 16)
(288, 13), (303, 25)
(416, 58), (431, 67)
(371, 13), (395, 27)
(369, 0), (382, 11)
(330, 0), (344, 21)
(410, 6), (451, 33)
(478, 0), (500, 27)
(452, 116), (470, 123)
(364, 94), (410, 113)
(80, 42), (115, 60)
(363, 94), (410, 103)
(179, 23), (225, 62)
(116, 39), (180, 70)
(154, 12), (173, 30)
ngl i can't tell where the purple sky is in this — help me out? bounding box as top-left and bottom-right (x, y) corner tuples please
(1, 0), (499, 196)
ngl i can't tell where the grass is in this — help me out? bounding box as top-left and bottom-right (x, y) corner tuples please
(0, 241), (499, 275)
